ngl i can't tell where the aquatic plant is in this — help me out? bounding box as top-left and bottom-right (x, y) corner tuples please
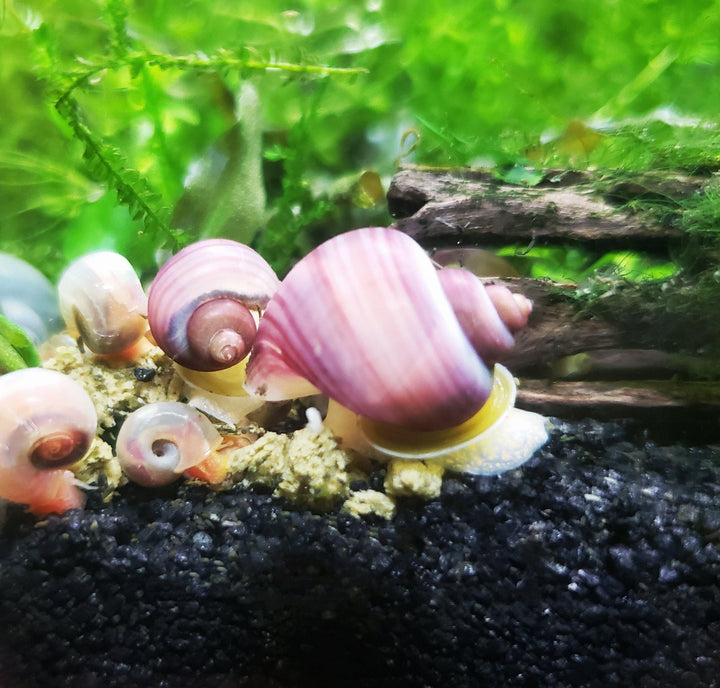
(6, 0), (720, 283)
(0, 315), (41, 374)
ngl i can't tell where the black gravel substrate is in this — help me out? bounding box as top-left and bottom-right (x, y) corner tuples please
(1, 419), (720, 688)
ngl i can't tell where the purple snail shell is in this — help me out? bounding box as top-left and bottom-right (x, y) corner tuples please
(0, 368), (98, 514)
(115, 401), (222, 487)
(243, 227), (531, 432)
(244, 227), (547, 474)
(436, 267), (531, 364)
(148, 239), (280, 372)
(57, 251), (148, 355)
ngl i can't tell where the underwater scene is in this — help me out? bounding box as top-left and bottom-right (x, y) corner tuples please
(1, 1), (720, 686)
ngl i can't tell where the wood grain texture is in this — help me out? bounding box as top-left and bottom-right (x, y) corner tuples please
(388, 167), (703, 250)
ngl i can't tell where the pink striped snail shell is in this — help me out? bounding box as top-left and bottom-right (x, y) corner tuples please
(0, 368), (98, 515)
(244, 227), (548, 475)
(147, 239), (280, 373)
(147, 239), (282, 423)
(57, 251), (148, 356)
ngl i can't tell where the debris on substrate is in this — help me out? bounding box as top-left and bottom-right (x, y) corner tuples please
(1, 418), (720, 688)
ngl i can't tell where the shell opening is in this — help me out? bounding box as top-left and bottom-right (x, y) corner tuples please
(152, 439), (176, 458)
(148, 439), (182, 473)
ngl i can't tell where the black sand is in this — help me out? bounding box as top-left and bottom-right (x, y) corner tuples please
(1, 419), (719, 687)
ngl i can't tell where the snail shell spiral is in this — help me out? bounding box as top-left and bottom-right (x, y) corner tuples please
(115, 401), (222, 487)
(0, 368), (98, 514)
(148, 239), (280, 372)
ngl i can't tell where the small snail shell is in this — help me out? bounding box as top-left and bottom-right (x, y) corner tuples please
(148, 239), (280, 372)
(58, 251), (148, 355)
(244, 227), (496, 431)
(115, 402), (223, 487)
(0, 368), (98, 515)
(0, 252), (62, 345)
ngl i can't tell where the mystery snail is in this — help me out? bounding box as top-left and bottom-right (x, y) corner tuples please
(148, 239), (280, 372)
(244, 227), (548, 474)
(147, 239), (281, 423)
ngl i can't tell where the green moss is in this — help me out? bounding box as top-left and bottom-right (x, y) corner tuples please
(572, 272), (720, 360)
(2, 0), (720, 278)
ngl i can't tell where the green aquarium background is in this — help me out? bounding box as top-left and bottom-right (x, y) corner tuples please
(1, 0), (720, 281)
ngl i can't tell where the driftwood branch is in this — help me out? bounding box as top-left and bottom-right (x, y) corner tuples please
(487, 277), (720, 431)
(516, 378), (720, 441)
(388, 167), (705, 250)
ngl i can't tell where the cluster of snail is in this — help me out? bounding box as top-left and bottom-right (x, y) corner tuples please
(0, 227), (549, 517)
